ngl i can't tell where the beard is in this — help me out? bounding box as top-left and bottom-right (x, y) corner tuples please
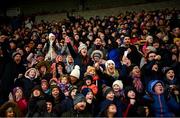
(95, 45), (101, 49)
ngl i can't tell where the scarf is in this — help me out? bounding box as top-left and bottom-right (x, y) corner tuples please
(106, 69), (119, 80)
(133, 77), (143, 93)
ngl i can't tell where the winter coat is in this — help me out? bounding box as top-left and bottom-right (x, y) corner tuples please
(143, 80), (180, 117)
(52, 92), (65, 116)
(15, 77), (40, 99)
(26, 96), (47, 117)
(98, 97), (124, 117)
(141, 60), (161, 87)
(1, 60), (26, 101)
(123, 101), (140, 117)
(96, 69), (120, 87)
(67, 42), (90, 79)
(16, 98), (28, 115)
(61, 108), (92, 117)
(58, 97), (73, 115)
(81, 84), (98, 95)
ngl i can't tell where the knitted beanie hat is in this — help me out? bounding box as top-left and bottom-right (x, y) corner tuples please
(105, 60), (115, 69)
(13, 87), (23, 96)
(73, 93), (85, 105)
(81, 88), (93, 97)
(78, 43), (87, 52)
(70, 65), (80, 79)
(91, 50), (103, 59)
(12, 52), (21, 58)
(112, 80), (123, 90)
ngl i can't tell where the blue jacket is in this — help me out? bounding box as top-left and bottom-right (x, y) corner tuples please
(144, 80), (179, 117)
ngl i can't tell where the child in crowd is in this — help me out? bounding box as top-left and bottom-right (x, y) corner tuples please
(81, 75), (98, 95)
(58, 75), (71, 96)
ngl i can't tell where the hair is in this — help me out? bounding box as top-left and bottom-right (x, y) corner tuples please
(55, 62), (67, 78)
(60, 74), (70, 83)
(0, 101), (22, 117)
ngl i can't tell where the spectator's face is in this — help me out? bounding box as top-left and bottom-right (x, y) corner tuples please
(106, 91), (114, 101)
(25, 46), (31, 52)
(166, 70), (175, 80)
(40, 66), (47, 74)
(173, 27), (180, 35)
(80, 48), (87, 57)
(153, 42), (160, 49)
(154, 83), (164, 95)
(29, 69), (36, 78)
(132, 66), (141, 78)
(74, 34), (79, 41)
(61, 77), (68, 84)
(67, 55), (74, 63)
(113, 84), (121, 92)
(36, 56), (44, 62)
(107, 104), (117, 115)
(16, 48), (23, 56)
(57, 64), (63, 73)
(6, 107), (15, 118)
(127, 90), (136, 99)
(94, 38), (102, 46)
(93, 27), (97, 33)
(33, 89), (41, 97)
(110, 17), (114, 22)
(15, 89), (23, 99)
(85, 80), (92, 86)
(56, 55), (63, 63)
(107, 63), (115, 73)
(49, 35), (55, 41)
(93, 56), (100, 63)
(100, 34), (105, 40)
(148, 52), (156, 61)
(70, 89), (77, 99)
(75, 101), (86, 111)
(14, 54), (21, 64)
(86, 91), (93, 102)
(70, 76), (78, 84)
(46, 102), (53, 113)
(123, 37), (130, 45)
(175, 40), (180, 47)
(52, 88), (59, 98)
(37, 44), (43, 51)
(41, 83), (48, 91)
(9, 42), (16, 49)
(116, 38), (121, 46)
(146, 36), (153, 44)
(41, 38), (46, 43)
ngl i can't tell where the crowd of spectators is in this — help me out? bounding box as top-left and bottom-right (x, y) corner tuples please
(0, 8), (180, 117)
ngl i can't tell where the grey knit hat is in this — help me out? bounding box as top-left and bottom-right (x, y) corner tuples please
(73, 93), (85, 105)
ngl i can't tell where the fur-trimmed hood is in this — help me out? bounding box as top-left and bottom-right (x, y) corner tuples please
(25, 68), (39, 79)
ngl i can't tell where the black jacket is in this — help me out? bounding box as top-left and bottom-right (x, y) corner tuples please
(61, 108), (92, 117)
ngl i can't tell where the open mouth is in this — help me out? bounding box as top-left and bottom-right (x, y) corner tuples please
(159, 88), (163, 92)
(136, 71), (140, 74)
(88, 97), (93, 100)
(79, 105), (85, 109)
(169, 75), (174, 79)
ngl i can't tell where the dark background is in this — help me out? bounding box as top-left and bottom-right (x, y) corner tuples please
(0, 0), (172, 16)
